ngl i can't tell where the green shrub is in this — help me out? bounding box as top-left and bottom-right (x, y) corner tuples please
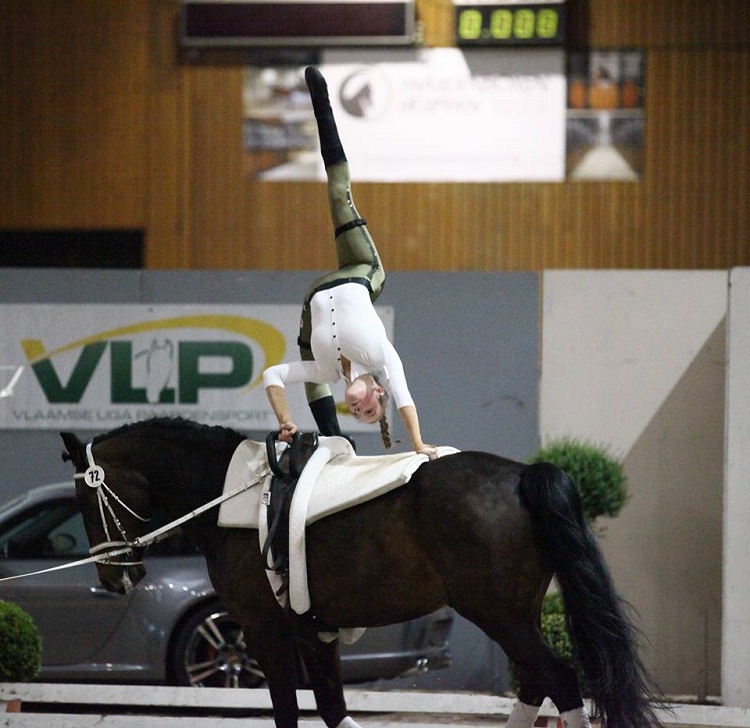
(508, 591), (585, 693)
(528, 436), (627, 522)
(0, 600), (42, 682)
(539, 592), (573, 662)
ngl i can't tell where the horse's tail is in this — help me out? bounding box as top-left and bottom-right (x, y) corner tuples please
(518, 461), (664, 728)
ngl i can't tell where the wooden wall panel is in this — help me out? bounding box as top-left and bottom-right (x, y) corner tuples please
(581, 0), (750, 49)
(144, 0), (192, 268)
(185, 67), (246, 268)
(242, 180), (335, 270)
(0, 0), (149, 230)
(0, 1), (748, 271)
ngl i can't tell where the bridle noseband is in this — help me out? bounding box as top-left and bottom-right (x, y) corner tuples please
(74, 443), (150, 568)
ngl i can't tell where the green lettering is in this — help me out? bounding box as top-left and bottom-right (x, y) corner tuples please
(178, 341), (253, 404)
(30, 342), (106, 403)
(110, 342), (148, 404)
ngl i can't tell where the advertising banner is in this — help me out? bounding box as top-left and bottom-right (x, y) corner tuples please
(243, 47), (566, 182)
(0, 304), (392, 431)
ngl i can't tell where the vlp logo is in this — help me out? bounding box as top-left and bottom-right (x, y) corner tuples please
(20, 314), (286, 405)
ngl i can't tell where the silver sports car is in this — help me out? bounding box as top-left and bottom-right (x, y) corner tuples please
(0, 482), (452, 687)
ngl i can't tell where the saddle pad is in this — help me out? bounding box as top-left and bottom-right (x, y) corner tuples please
(217, 436), (459, 615)
(217, 439), (272, 528)
(304, 444), (460, 525)
(217, 436), (459, 529)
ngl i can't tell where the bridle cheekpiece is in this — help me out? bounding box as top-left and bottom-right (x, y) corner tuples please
(74, 442), (150, 567)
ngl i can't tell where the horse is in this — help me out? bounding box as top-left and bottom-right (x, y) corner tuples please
(60, 417), (664, 728)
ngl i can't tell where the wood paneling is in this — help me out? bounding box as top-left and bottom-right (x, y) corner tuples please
(145, 0), (192, 268)
(1, 0), (748, 271)
(0, 0), (149, 230)
(580, 0), (750, 49)
(185, 66), (245, 268)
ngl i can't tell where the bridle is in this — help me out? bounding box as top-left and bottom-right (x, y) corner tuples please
(76, 439), (270, 569)
(74, 442), (150, 567)
(0, 441), (269, 584)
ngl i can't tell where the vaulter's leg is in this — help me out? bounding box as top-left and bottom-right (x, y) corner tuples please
(305, 66), (384, 285)
(300, 67), (385, 437)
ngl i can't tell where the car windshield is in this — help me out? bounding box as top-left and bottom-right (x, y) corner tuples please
(0, 495), (200, 560)
(0, 498), (90, 559)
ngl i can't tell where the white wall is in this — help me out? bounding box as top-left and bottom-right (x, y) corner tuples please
(723, 267), (750, 706)
(541, 270), (728, 697)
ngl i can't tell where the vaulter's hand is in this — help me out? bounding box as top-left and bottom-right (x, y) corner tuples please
(416, 444), (438, 460)
(278, 421), (298, 444)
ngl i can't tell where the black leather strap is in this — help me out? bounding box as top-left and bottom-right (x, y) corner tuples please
(334, 217), (367, 238)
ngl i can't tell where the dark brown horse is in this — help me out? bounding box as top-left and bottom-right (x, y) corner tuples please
(60, 417), (663, 728)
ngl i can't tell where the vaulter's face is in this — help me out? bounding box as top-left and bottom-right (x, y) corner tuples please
(345, 378), (384, 423)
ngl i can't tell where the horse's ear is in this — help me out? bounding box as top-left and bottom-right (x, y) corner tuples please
(60, 431), (86, 467)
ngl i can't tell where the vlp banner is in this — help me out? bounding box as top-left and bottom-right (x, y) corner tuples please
(0, 304), (393, 431)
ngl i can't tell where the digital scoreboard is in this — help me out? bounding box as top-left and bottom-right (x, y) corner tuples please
(454, 0), (566, 46)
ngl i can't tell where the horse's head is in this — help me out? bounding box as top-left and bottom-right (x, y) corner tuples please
(60, 431), (150, 594)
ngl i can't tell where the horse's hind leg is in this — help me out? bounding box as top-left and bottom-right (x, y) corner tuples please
(491, 622), (588, 727)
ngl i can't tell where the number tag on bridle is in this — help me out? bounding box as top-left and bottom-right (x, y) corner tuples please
(84, 465), (105, 488)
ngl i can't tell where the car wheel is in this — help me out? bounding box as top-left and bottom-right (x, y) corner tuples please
(170, 602), (266, 688)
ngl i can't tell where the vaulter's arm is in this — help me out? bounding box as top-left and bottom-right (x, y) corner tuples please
(399, 404), (437, 460)
(263, 361), (323, 443)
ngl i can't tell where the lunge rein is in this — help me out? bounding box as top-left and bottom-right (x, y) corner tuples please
(0, 442), (270, 583)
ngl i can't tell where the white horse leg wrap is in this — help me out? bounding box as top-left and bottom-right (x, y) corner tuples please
(335, 717), (362, 728)
(505, 700), (541, 728)
(559, 706), (592, 728)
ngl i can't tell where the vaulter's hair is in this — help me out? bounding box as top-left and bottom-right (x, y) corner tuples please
(378, 413), (392, 449)
(375, 384), (392, 449)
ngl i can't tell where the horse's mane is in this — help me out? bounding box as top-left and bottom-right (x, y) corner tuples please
(93, 416), (245, 452)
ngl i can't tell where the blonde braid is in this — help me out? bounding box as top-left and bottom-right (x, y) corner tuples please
(378, 414), (392, 449)
(369, 374), (393, 449)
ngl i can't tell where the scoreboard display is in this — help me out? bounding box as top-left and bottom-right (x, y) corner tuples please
(455, 1), (566, 46)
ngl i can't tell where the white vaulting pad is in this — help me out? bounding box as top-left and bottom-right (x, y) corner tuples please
(218, 436), (459, 615)
(217, 439), (272, 528)
(287, 438), (459, 614)
(218, 436), (459, 530)
(304, 442), (459, 525)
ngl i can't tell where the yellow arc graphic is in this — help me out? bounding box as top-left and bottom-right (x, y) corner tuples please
(20, 315), (286, 391)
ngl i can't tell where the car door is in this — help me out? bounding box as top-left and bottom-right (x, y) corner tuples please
(0, 496), (135, 666)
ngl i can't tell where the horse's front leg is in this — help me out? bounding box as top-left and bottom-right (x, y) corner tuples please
(294, 624), (361, 728)
(245, 619), (302, 728)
